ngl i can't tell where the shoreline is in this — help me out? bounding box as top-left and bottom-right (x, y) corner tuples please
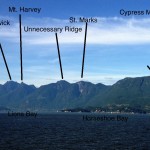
(0, 111), (149, 115)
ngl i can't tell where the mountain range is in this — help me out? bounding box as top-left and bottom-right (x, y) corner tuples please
(0, 76), (150, 112)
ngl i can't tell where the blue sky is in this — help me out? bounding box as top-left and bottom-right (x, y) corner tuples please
(0, 0), (150, 86)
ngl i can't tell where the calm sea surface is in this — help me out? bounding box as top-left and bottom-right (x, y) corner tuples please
(0, 113), (150, 150)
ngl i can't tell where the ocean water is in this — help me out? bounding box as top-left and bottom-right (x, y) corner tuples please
(0, 113), (150, 150)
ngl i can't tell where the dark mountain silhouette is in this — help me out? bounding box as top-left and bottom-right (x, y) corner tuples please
(0, 76), (150, 111)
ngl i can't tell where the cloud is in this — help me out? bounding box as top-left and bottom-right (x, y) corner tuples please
(1, 17), (150, 45)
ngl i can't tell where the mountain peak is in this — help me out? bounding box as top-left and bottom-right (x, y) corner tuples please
(19, 82), (36, 91)
(76, 81), (94, 85)
(3, 81), (20, 91)
(4, 81), (19, 87)
(4, 80), (19, 85)
(20, 82), (30, 87)
(56, 80), (70, 85)
(114, 76), (150, 87)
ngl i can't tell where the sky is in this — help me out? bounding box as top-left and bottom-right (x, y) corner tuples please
(0, 0), (150, 86)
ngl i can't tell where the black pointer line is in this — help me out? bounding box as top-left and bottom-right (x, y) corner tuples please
(19, 14), (23, 81)
(147, 65), (150, 70)
(0, 44), (12, 80)
(81, 22), (88, 78)
(55, 33), (64, 79)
